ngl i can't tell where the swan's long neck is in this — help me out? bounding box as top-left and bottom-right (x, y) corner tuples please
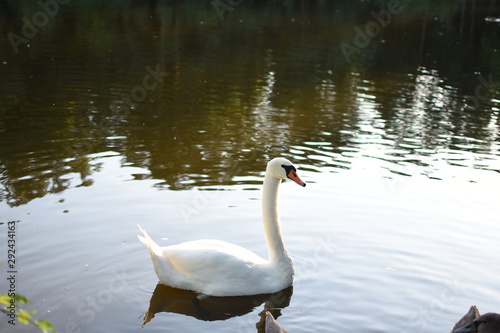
(262, 173), (292, 265)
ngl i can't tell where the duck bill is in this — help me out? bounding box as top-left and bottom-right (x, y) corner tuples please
(287, 170), (306, 187)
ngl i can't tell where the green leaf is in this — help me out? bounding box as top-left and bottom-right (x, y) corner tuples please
(18, 308), (33, 325)
(0, 294), (11, 305)
(36, 320), (58, 333)
(0, 293), (58, 332)
(15, 294), (32, 304)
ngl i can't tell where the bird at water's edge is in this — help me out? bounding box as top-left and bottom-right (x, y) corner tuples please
(138, 157), (306, 297)
(454, 312), (500, 333)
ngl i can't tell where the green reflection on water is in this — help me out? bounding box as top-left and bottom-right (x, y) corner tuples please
(0, 1), (499, 206)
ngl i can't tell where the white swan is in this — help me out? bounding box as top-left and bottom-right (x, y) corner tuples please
(138, 157), (306, 296)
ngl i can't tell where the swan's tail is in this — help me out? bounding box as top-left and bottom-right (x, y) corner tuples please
(138, 225), (174, 283)
(137, 225), (162, 256)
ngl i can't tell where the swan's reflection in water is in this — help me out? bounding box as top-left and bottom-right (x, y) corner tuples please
(142, 283), (292, 331)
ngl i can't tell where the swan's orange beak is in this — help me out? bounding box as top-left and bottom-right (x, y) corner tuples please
(287, 170), (306, 187)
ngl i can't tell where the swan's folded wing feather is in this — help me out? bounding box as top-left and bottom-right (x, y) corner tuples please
(162, 239), (268, 281)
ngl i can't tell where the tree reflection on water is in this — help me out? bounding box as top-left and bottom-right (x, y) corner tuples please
(0, 1), (499, 206)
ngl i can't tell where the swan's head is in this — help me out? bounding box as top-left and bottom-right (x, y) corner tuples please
(267, 157), (306, 187)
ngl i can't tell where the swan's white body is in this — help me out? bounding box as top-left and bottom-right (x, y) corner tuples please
(138, 157), (306, 296)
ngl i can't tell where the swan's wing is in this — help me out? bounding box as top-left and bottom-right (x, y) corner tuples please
(162, 239), (268, 283)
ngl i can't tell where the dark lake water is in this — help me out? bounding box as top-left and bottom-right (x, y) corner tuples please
(1, 1), (500, 332)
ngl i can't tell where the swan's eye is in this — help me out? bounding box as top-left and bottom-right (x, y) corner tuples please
(281, 164), (296, 178)
(470, 320), (484, 329)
